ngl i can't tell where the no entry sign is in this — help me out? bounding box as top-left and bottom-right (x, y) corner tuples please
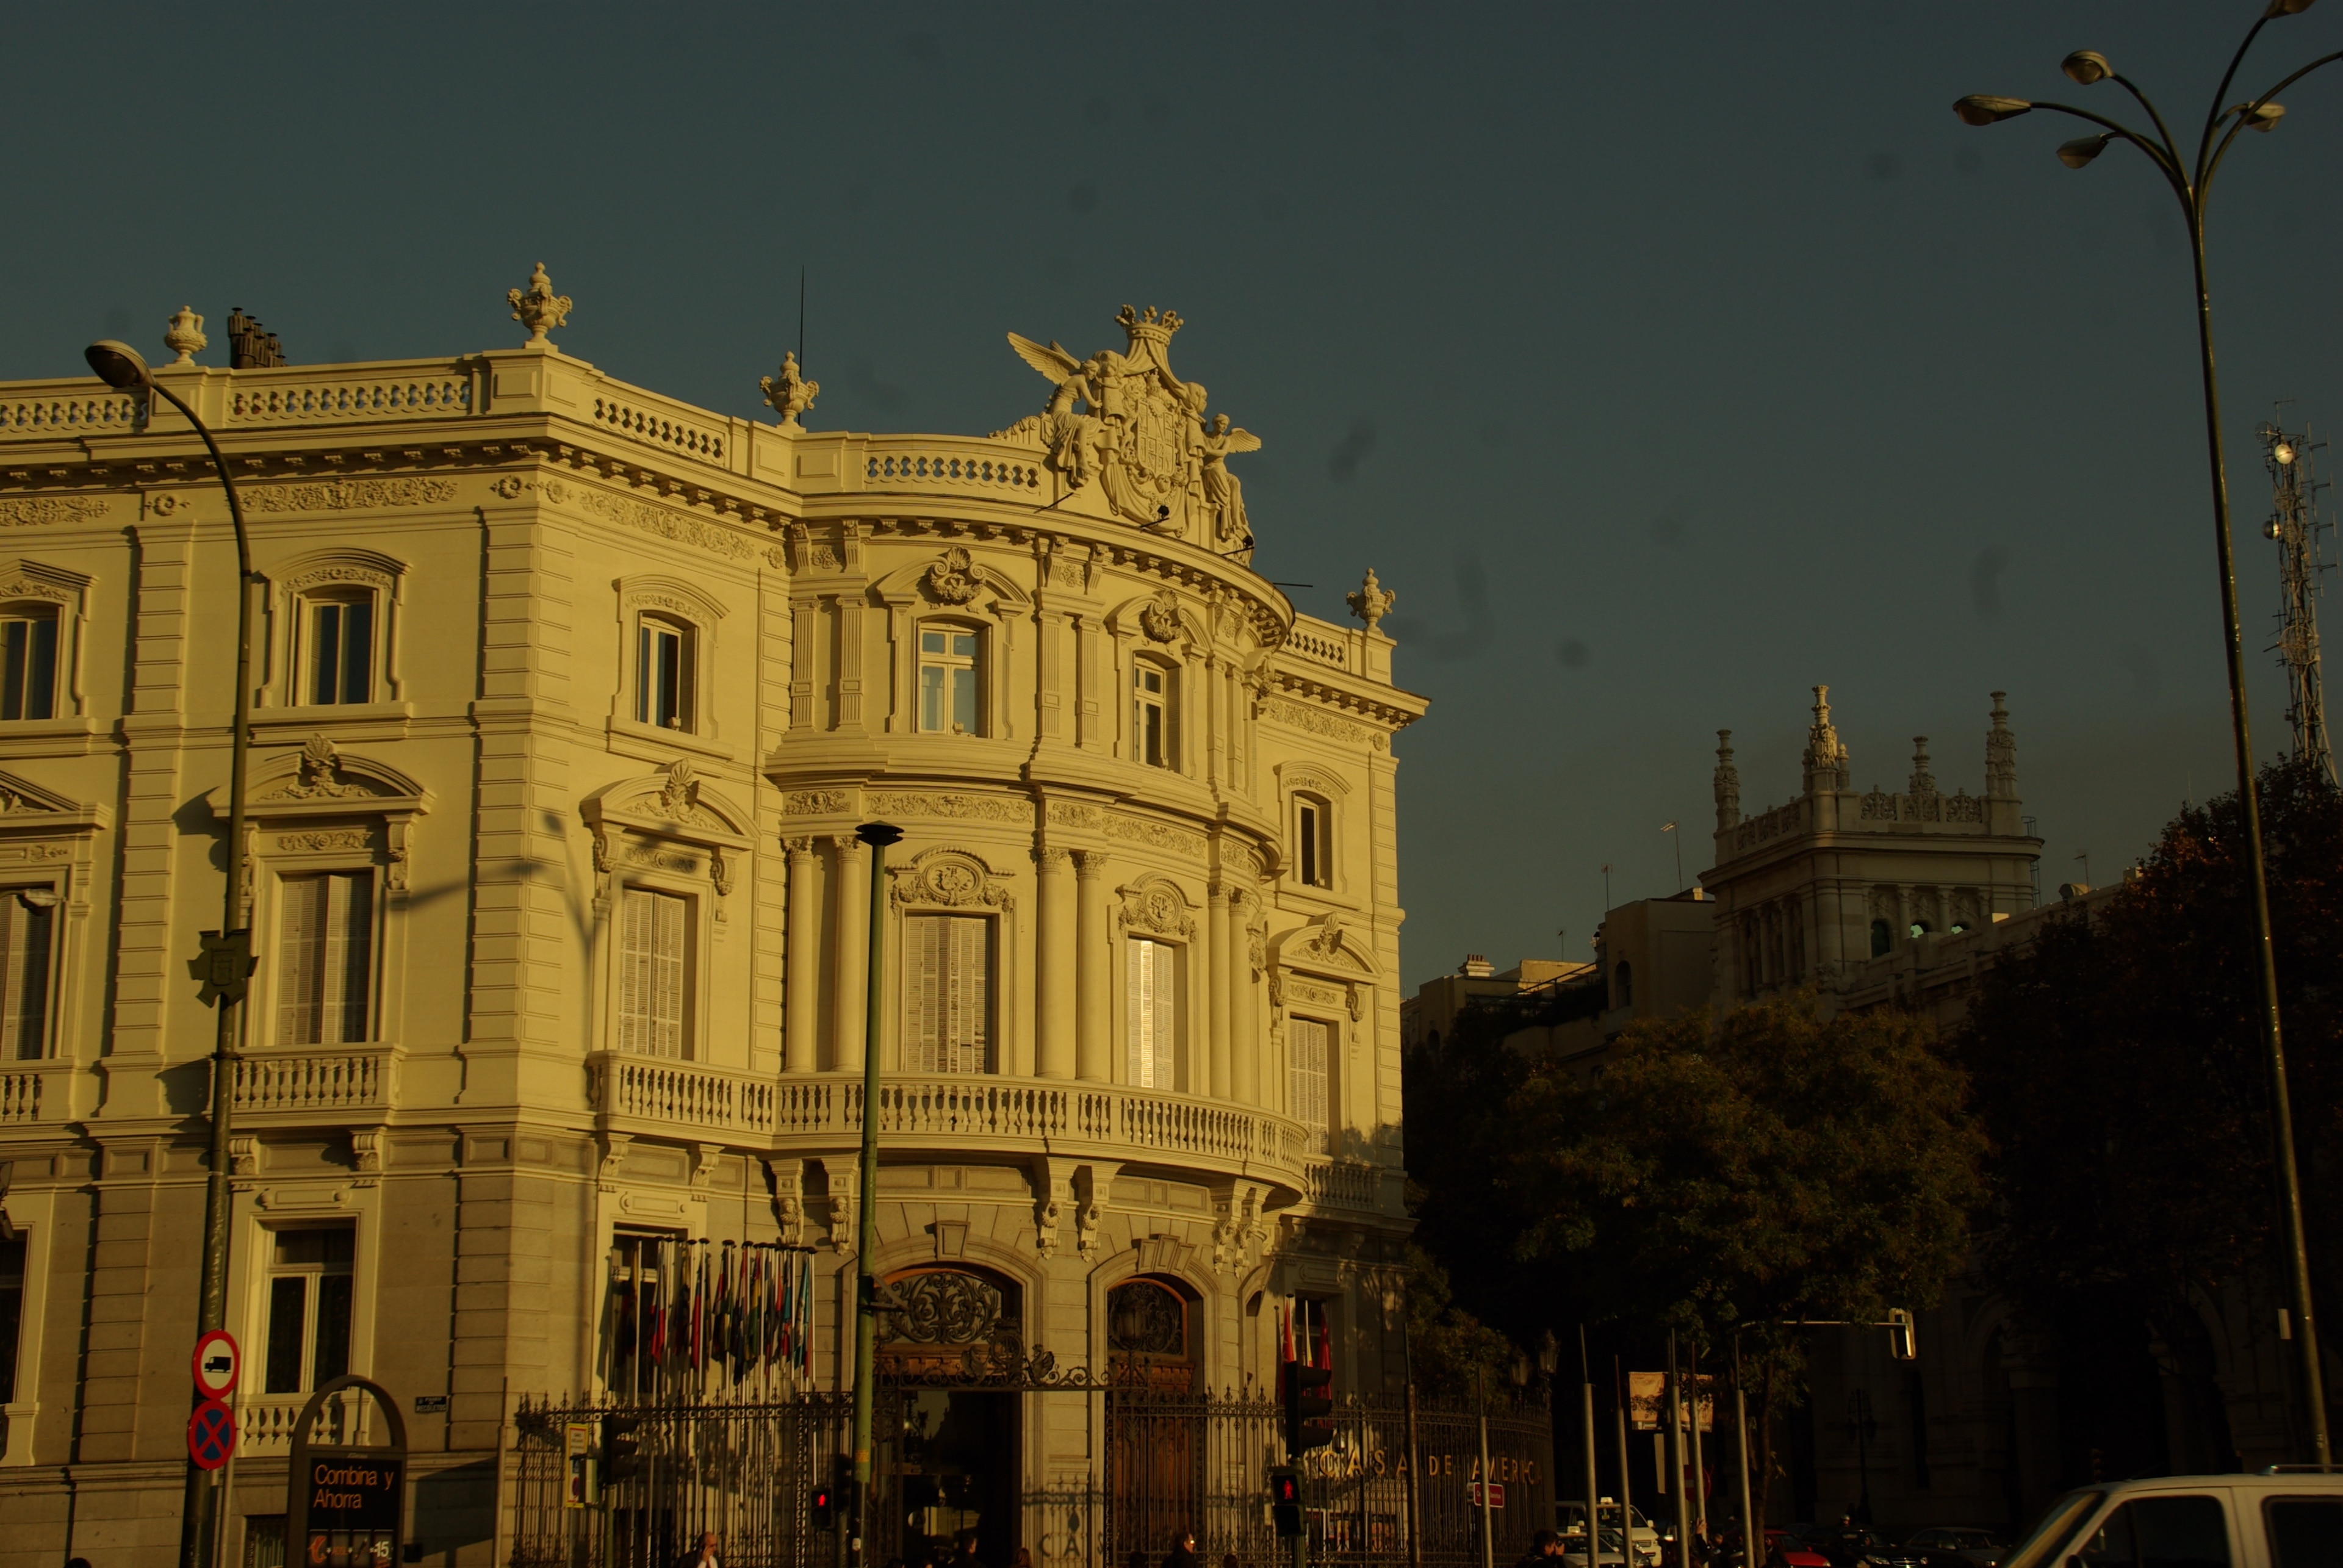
(189, 1398), (237, 1470)
(193, 1329), (240, 1398)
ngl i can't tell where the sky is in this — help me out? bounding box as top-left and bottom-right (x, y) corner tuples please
(6, 2), (2343, 990)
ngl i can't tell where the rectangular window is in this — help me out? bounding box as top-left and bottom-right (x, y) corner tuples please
(1126, 937), (1176, 1088)
(2266, 1499), (2343, 1568)
(617, 887), (689, 1057)
(2082, 1498), (2232, 1568)
(307, 599), (372, 706)
(1298, 800), (1330, 888)
(0, 610), (57, 721)
(906, 914), (991, 1073)
(1289, 1016), (1330, 1151)
(0, 1232), (23, 1405)
(1134, 663), (1169, 767)
(636, 620), (693, 731)
(918, 629), (981, 735)
(0, 888), (52, 1060)
(262, 1226), (354, 1395)
(276, 871), (373, 1048)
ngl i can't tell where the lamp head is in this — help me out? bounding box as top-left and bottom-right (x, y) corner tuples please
(2062, 51), (2114, 85)
(2276, 441), (2298, 466)
(83, 340), (153, 392)
(2266, 0), (2317, 17)
(2058, 134), (2113, 169)
(2248, 101), (2286, 132)
(1955, 95), (2034, 126)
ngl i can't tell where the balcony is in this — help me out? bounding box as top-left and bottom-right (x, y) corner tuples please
(586, 1055), (1314, 1196)
(231, 1045), (401, 1127)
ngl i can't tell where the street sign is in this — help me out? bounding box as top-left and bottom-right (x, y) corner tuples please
(1468, 1481), (1506, 1509)
(189, 1398), (236, 1470)
(192, 1329), (240, 1398)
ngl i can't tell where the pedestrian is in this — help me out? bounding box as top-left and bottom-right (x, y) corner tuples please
(1165, 1531), (1200, 1568)
(1222, 1555), (1240, 1568)
(952, 1530), (982, 1568)
(1514, 1528), (1561, 1568)
(677, 1532), (722, 1568)
(1013, 1550), (1034, 1568)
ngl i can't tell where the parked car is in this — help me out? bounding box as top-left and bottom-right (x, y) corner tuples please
(1904, 1528), (2007, 1568)
(1766, 1530), (1834, 1568)
(1560, 1500), (1665, 1568)
(1798, 1525), (1924, 1568)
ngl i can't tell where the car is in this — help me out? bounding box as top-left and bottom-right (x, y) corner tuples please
(1796, 1525), (1924, 1568)
(1766, 1530), (1834, 1568)
(1560, 1500), (1665, 1568)
(1998, 1469), (2343, 1568)
(1903, 1529), (2007, 1568)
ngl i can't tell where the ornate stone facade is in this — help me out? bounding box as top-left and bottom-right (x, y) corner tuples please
(0, 298), (1425, 1566)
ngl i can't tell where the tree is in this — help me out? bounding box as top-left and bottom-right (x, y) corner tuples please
(1957, 755), (2343, 1468)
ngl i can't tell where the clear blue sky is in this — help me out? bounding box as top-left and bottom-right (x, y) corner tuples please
(5, 4), (2339, 989)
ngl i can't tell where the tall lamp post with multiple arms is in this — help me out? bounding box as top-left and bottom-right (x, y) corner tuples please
(1955, 0), (2340, 1467)
(83, 340), (261, 1567)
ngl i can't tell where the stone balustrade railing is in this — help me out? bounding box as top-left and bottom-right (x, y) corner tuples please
(1283, 625), (1355, 673)
(232, 1046), (400, 1121)
(589, 1057), (1317, 1193)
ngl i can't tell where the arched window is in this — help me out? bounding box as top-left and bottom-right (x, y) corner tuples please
(1132, 658), (1174, 767)
(917, 624), (983, 735)
(301, 590), (375, 706)
(1870, 918), (1893, 958)
(1294, 794), (1333, 888)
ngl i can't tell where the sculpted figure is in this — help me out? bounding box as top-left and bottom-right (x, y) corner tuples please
(1002, 335), (1106, 487)
(1196, 413), (1261, 545)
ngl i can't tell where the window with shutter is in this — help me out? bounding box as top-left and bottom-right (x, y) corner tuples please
(617, 887), (690, 1057)
(305, 596), (374, 705)
(275, 871), (373, 1047)
(1126, 938), (1178, 1088)
(905, 914), (990, 1073)
(1289, 1016), (1331, 1151)
(0, 608), (59, 721)
(0, 887), (53, 1060)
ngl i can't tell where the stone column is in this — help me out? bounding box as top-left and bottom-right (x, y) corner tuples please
(1233, 894), (1259, 1105)
(784, 837), (819, 1073)
(1037, 847), (1075, 1079)
(1207, 884), (1233, 1101)
(1075, 851), (1110, 1082)
(831, 835), (869, 1071)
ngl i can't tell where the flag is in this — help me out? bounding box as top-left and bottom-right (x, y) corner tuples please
(1314, 1314), (1332, 1373)
(796, 1249), (814, 1373)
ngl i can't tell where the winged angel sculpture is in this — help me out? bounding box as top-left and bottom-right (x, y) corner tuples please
(993, 307), (1259, 550)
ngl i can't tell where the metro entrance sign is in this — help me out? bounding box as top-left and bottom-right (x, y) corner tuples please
(286, 1374), (408, 1568)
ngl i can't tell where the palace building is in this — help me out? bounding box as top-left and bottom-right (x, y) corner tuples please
(0, 276), (1431, 1567)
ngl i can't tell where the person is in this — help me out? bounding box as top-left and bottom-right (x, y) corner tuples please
(1164, 1531), (1200, 1568)
(1514, 1528), (1560, 1568)
(952, 1530), (982, 1568)
(1222, 1556), (1240, 1568)
(678, 1533), (721, 1568)
(1013, 1552), (1034, 1568)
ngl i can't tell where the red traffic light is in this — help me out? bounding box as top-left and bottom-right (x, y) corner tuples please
(1268, 1467), (1301, 1505)
(810, 1484), (837, 1529)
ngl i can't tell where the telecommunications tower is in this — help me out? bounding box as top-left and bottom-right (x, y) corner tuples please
(2259, 414), (2336, 783)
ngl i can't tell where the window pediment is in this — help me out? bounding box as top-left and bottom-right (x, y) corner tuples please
(888, 847), (1014, 912)
(1266, 912), (1377, 979)
(616, 574), (728, 627)
(0, 558), (92, 611)
(1108, 590), (1203, 650)
(1115, 876), (1195, 939)
(1276, 761), (1350, 798)
(581, 759), (752, 851)
(229, 735), (432, 820)
(0, 767), (106, 833)
(873, 548), (1030, 613)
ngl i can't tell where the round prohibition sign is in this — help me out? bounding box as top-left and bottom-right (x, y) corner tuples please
(192, 1329), (240, 1398)
(189, 1398), (236, 1470)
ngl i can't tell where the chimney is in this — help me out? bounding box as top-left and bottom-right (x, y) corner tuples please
(1460, 954), (1494, 979)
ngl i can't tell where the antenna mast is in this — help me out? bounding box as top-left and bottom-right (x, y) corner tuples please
(2261, 412), (2337, 784)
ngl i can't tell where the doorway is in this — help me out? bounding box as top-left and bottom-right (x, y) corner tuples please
(894, 1388), (1019, 1568)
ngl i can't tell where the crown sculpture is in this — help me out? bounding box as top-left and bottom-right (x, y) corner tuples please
(761, 352), (819, 433)
(507, 262), (572, 349)
(995, 305), (1260, 550)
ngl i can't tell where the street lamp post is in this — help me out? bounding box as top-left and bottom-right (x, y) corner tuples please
(84, 340), (262, 1567)
(1954, 0), (2341, 1468)
(849, 821), (904, 1568)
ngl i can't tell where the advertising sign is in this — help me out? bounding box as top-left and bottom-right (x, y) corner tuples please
(285, 1375), (409, 1568)
(1627, 1372), (1715, 1432)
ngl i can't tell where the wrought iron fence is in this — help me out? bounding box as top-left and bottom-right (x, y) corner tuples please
(508, 1387), (1550, 1568)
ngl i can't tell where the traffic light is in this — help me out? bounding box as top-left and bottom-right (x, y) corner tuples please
(1886, 1307), (1917, 1362)
(1283, 1361), (1334, 1458)
(810, 1482), (837, 1530)
(1268, 1466), (1303, 1537)
(602, 1414), (645, 1484)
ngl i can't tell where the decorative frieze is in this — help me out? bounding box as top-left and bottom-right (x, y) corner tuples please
(242, 478), (458, 512)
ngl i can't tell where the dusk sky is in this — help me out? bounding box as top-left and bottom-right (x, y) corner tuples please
(7, 2), (2342, 987)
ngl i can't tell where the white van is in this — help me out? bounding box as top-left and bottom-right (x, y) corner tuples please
(2002, 1470), (2343, 1568)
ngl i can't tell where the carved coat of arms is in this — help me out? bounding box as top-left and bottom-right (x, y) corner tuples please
(997, 306), (1260, 550)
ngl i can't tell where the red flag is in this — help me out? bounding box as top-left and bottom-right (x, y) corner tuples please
(1280, 1301), (1295, 1365)
(1314, 1315), (1332, 1372)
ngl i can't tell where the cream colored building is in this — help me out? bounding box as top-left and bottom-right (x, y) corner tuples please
(0, 279), (1425, 1566)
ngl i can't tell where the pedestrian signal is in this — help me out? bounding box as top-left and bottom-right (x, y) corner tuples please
(1283, 1362), (1334, 1458)
(811, 1483), (837, 1530)
(602, 1414), (645, 1483)
(1886, 1307), (1917, 1362)
(1269, 1466), (1303, 1537)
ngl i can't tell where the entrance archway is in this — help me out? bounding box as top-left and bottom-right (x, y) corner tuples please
(880, 1265), (1023, 1568)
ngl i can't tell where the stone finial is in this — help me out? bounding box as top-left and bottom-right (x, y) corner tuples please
(1986, 691), (2018, 799)
(1908, 736), (1937, 798)
(1713, 728), (1741, 833)
(1802, 685), (1846, 794)
(164, 306), (207, 366)
(760, 351), (820, 432)
(1345, 568), (1396, 633)
(507, 262), (572, 348)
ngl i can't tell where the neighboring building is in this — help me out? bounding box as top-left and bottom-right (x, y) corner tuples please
(1398, 953), (1587, 1051)
(0, 283), (1427, 1566)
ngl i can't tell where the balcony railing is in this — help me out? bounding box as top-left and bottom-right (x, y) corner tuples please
(231, 1045), (401, 1121)
(588, 1056), (1315, 1191)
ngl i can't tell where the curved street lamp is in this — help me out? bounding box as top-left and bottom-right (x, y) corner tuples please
(86, 340), (260, 1567)
(1956, 1), (2341, 1469)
